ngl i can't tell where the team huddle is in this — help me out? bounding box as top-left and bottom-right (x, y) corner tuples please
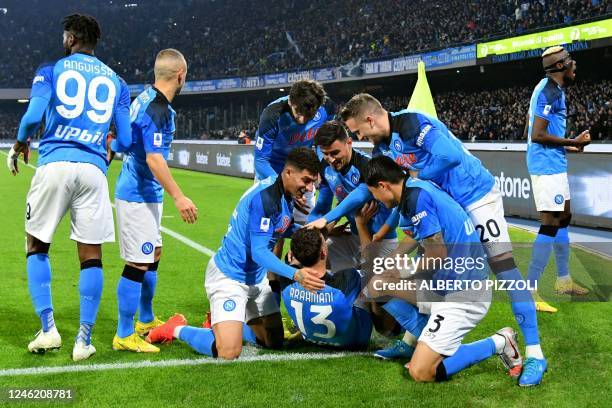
(7, 14), (592, 387)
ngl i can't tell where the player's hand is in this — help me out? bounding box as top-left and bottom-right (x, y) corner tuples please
(7, 140), (29, 176)
(293, 195), (310, 215)
(565, 146), (583, 153)
(174, 195), (198, 224)
(305, 217), (328, 230)
(328, 221), (350, 237)
(408, 169), (419, 179)
(295, 267), (325, 292)
(106, 132), (116, 163)
(356, 201), (378, 225)
(574, 129), (591, 147)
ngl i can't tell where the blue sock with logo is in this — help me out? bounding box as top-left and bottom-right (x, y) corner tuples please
(382, 298), (427, 337)
(78, 260), (104, 345)
(440, 338), (496, 379)
(553, 227), (570, 278)
(496, 266), (540, 346)
(526, 226), (557, 287)
(178, 326), (217, 357)
(117, 265), (144, 338)
(27, 253), (54, 331)
(139, 265), (158, 324)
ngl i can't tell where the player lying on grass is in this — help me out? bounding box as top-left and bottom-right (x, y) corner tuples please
(145, 148), (324, 359)
(362, 156), (523, 383)
(307, 120), (398, 273)
(8, 14), (132, 361)
(308, 93), (546, 386)
(111, 49), (198, 354)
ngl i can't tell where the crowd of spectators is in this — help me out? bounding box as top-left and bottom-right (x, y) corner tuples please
(1, 0), (609, 87)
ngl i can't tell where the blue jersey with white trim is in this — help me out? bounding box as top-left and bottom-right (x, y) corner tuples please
(214, 175), (294, 284)
(373, 110), (494, 208)
(115, 87), (176, 203)
(31, 52), (130, 174)
(316, 148), (396, 239)
(281, 268), (372, 348)
(254, 96), (336, 179)
(397, 178), (488, 290)
(526, 77), (567, 175)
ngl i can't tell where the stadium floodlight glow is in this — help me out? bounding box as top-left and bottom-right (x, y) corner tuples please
(279, 88), (285, 92)
(477, 18), (612, 58)
(17, 99), (29, 103)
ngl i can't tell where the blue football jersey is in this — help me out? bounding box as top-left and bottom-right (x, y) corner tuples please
(373, 110), (494, 208)
(214, 175), (294, 285)
(31, 52), (130, 174)
(315, 147), (397, 239)
(115, 87), (176, 203)
(281, 268), (372, 349)
(397, 178), (488, 290)
(254, 96), (336, 179)
(526, 77), (567, 175)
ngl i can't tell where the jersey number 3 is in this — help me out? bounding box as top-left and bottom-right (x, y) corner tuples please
(290, 300), (336, 339)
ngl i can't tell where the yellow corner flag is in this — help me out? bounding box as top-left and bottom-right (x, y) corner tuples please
(407, 61), (437, 118)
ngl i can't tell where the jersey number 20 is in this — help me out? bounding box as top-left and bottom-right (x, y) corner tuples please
(55, 70), (116, 124)
(290, 300), (336, 339)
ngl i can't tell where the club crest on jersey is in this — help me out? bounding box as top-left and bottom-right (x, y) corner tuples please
(554, 194), (564, 204)
(393, 139), (403, 151)
(275, 215), (291, 233)
(141, 242), (154, 255)
(313, 111), (322, 121)
(260, 217), (271, 232)
(351, 173), (360, 185)
(223, 299), (236, 312)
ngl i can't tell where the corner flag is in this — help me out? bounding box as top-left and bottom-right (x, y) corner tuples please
(407, 61), (437, 118)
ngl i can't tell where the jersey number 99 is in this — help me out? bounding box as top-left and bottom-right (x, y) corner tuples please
(55, 70), (116, 124)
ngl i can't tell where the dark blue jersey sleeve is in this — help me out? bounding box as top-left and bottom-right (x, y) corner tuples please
(412, 118), (461, 180)
(254, 106), (280, 179)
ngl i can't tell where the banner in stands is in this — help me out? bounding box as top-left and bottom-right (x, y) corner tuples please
(363, 45), (476, 75)
(166, 142), (612, 229)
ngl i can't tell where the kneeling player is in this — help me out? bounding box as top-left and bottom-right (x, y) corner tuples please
(146, 148), (324, 359)
(364, 156), (522, 382)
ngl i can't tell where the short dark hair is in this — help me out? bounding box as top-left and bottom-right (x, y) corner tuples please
(62, 14), (101, 48)
(364, 156), (406, 186)
(289, 80), (326, 118)
(291, 228), (323, 267)
(314, 120), (349, 147)
(340, 93), (383, 122)
(285, 147), (320, 176)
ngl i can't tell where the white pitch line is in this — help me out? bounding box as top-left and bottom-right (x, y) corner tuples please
(1, 150), (216, 257)
(0, 351), (367, 377)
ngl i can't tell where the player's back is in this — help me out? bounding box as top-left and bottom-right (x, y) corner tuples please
(281, 268), (372, 349)
(398, 178), (488, 285)
(378, 110), (494, 207)
(35, 53), (129, 174)
(526, 77), (567, 175)
(214, 175), (293, 285)
(115, 87), (176, 203)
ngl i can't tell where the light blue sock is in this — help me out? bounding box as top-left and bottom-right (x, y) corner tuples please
(382, 298), (428, 337)
(497, 267), (540, 346)
(179, 326), (217, 356)
(554, 227), (570, 278)
(78, 262), (104, 345)
(243, 323), (258, 345)
(139, 270), (157, 323)
(27, 253), (53, 328)
(117, 276), (141, 338)
(526, 232), (556, 287)
(442, 338), (496, 378)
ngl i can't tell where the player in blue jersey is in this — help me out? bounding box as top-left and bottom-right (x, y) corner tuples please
(308, 120), (398, 273)
(6, 14), (132, 361)
(525, 46), (591, 315)
(146, 148), (325, 359)
(111, 49), (198, 353)
(308, 93), (547, 385)
(362, 156), (522, 383)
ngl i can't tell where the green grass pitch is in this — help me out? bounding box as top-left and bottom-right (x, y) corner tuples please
(0, 151), (610, 407)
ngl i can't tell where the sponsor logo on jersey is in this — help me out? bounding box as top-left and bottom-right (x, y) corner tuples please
(416, 124), (432, 147)
(275, 215), (292, 233)
(223, 299), (236, 312)
(33, 75), (45, 84)
(288, 128), (317, 145)
(141, 242), (154, 255)
(153, 132), (163, 147)
(394, 153), (417, 169)
(411, 210), (427, 225)
(54, 125), (105, 145)
(335, 185), (348, 200)
(260, 217), (271, 232)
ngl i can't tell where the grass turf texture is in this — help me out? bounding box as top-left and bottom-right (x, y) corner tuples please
(0, 151), (610, 407)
